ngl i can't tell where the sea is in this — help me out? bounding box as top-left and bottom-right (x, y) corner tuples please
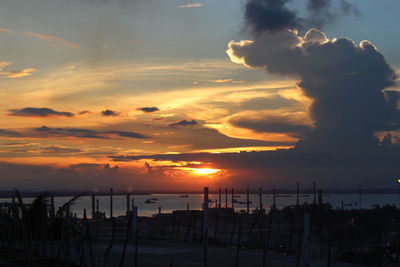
(1, 193), (399, 217)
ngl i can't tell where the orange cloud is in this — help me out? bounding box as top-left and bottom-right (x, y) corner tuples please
(24, 32), (80, 50)
(0, 28), (14, 34)
(178, 3), (203, 8)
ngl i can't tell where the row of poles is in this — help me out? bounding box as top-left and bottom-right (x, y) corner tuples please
(89, 182), (324, 220)
(202, 186), (312, 267)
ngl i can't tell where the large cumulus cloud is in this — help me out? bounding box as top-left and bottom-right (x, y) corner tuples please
(228, 26), (399, 152)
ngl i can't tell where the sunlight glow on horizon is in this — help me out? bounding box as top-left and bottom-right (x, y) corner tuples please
(191, 168), (220, 175)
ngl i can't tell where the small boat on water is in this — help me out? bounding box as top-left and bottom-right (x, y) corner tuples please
(179, 195), (189, 198)
(145, 198), (159, 204)
(276, 195), (291, 198)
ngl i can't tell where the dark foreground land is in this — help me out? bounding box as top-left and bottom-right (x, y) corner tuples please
(0, 192), (399, 266)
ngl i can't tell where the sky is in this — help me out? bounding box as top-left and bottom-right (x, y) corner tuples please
(0, 0), (400, 191)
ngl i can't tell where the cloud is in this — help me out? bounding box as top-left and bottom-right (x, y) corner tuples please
(0, 28), (14, 34)
(137, 107), (159, 113)
(230, 113), (313, 138)
(24, 32), (80, 50)
(169, 119), (198, 127)
(8, 107), (75, 118)
(227, 26), (399, 153)
(101, 109), (120, 116)
(78, 110), (91, 115)
(244, 0), (358, 34)
(209, 79), (233, 83)
(177, 3), (203, 8)
(0, 61), (37, 78)
(0, 126), (146, 139)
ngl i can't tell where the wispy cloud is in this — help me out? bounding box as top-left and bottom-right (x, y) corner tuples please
(0, 28), (14, 34)
(177, 3), (203, 8)
(24, 32), (80, 50)
(0, 61), (37, 78)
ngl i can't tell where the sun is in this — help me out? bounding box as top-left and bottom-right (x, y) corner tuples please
(192, 168), (220, 175)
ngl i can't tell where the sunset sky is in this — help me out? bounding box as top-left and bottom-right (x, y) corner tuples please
(1, 0), (400, 191)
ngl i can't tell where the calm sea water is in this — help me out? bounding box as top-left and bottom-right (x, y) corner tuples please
(1, 193), (399, 217)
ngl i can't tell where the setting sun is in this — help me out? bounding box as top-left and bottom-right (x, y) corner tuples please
(191, 168), (220, 175)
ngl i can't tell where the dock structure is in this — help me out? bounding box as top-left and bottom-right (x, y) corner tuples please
(0, 188), (398, 267)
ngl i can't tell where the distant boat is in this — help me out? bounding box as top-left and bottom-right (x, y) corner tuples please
(302, 194), (311, 197)
(145, 198), (158, 204)
(179, 195), (189, 198)
(276, 195), (291, 198)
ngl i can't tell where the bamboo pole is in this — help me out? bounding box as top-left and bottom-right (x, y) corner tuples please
(218, 188), (222, 208)
(246, 188), (250, 214)
(304, 213), (311, 267)
(110, 188), (113, 219)
(203, 187), (209, 267)
(231, 188), (235, 210)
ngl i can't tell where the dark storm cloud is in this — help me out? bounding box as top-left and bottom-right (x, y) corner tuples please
(169, 119), (197, 127)
(101, 109), (120, 116)
(244, 0), (358, 34)
(137, 107), (159, 113)
(230, 114), (313, 138)
(244, 0), (300, 33)
(8, 107), (75, 117)
(228, 29), (399, 152)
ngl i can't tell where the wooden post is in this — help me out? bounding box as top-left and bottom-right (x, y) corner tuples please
(218, 188), (222, 208)
(358, 184), (362, 209)
(110, 188), (113, 219)
(50, 195), (55, 220)
(91, 194), (95, 219)
(187, 203), (189, 211)
(313, 181), (316, 205)
(246, 188), (250, 214)
(203, 187), (209, 267)
(235, 220), (242, 267)
(318, 190), (323, 205)
(304, 213), (311, 267)
(225, 187), (228, 208)
(273, 188), (276, 209)
(96, 199), (99, 213)
(126, 193), (131, 215)
(132, 206), (138, 241)
(296, 182), (300, 206)
(231, 188), (234, 210)
(259, 188), (263, 213)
